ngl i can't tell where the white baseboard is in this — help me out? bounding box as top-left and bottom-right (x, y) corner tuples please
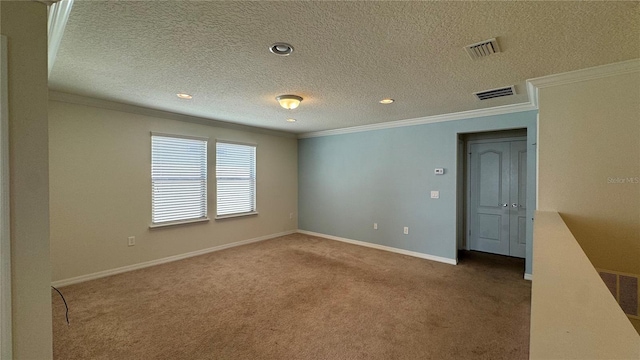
(51, 230), (297, 287)
(297, 230), (458, 265)
(524, 273), (533, 281)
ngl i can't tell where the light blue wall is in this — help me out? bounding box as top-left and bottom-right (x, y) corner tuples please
(298, 110), (537, 275)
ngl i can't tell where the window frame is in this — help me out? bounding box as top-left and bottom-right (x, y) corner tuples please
(215, 140), (258, 220)
(150, 132), (209, 228)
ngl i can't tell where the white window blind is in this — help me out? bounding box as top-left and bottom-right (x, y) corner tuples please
(216, 141), (256, 217)
(151, 134), (207, 225)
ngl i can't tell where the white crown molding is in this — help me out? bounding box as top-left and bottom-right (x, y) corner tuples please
(52, 59), (638, 141)
(297, 230), (458, 265)
(526, 58), (640, 108)
(299, 59), (640, 140)
(526, 81), (539, 109)
(47, 0), (73, 78)
(49, 91), (297, 139)
(51, 230), (297, 287)
(298, 102), (537, 139)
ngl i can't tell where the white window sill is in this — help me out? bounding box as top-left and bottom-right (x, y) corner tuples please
(149, 217), (210, 229)
(215, 211), (258, 220)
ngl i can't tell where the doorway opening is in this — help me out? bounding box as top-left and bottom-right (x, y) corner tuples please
(457, 129), (528, 262)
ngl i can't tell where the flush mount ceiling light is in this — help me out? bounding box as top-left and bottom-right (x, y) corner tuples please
(269, 43), (294, 56)
(379, 98), (394, 104)
(276, 94), (303, 110)
(286, 118), (297, 123)
(176, 93), (193, 100)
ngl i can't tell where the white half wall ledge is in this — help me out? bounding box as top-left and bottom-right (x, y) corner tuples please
(530, 211), (640, 359)
(297, 230), (458, 266)
(51, 230), (297, 288)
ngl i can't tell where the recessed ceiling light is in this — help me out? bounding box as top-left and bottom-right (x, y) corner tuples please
(379, 98), (394, 104)
(177, 93), (193, 100)
(286, 118), (297, 123)
(269, 43), (294, 56)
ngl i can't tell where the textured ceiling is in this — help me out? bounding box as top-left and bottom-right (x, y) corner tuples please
(50, 1), (640, 134)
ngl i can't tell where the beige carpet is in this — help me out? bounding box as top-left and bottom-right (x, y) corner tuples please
(52, 233), (531, 359)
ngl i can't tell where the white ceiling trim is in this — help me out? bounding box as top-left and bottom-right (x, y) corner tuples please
(299, 58), (640, 139)
(47, 0), (74, 78)
(298, 102), (537, 139)
(49, 91), (297, 139)
(49, 59), (639, 141)
(527, 58), (640, 108)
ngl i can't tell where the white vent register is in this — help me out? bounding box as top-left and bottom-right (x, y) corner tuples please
(464, 38), (500, 60)
(474, 86), (516, 101)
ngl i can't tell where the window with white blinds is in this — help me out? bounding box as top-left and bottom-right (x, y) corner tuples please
(216, 141), (256, 217)
(151, 134), (208, 225)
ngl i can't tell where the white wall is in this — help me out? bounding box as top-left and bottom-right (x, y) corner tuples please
(49, 100), (298, 283)
(538, 70), (640, 275)
(537, 67), (640, 332)
(1, 2), (52, 358)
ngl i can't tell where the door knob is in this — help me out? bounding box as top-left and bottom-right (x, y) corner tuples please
(501, 203), (508, 207)
(512, 203), (518, 207)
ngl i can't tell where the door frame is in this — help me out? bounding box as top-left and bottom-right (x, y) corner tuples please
(461, 130), (527, 251)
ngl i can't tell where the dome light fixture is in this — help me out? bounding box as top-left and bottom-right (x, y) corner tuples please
(269, 43), (294, 56)
(379, 98), (394, 104)
(177, 93), (193, 100)
(276, 94), (303, 110)
(286, 118), (297, 123)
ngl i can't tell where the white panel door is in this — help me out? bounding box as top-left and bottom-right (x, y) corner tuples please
(469, 140), (527, 258)
(509, 141), (527, 258)
(469, 142), (511, 256)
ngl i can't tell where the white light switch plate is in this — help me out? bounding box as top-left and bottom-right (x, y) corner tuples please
(431, 191), (440, 199)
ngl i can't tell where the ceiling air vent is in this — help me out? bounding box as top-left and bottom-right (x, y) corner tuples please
(474, 86), (515, 101)
(464, 38), (500, 59)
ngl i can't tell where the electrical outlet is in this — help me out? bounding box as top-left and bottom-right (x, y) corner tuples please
(128, 236), (135, 246)
(403, 227), (409, 235)
(289, 213), (294, 219)
(373, 222), (378, 230)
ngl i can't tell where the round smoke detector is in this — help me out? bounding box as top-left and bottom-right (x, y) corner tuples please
(269, 42), (294, 56)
